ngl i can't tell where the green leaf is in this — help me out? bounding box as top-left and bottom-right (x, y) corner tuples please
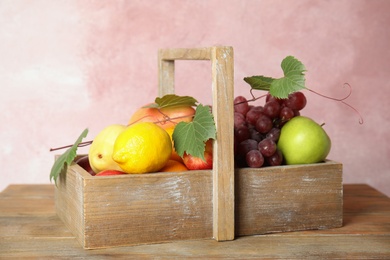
(281, 56), (306, 77)
(270, 74), (306, 98)
(244, 56), (307, 99)
(172, 104), (216, 161)
(243, 76), (275, 91)
(49, 128), (89, 186)
(144, 94), (198, 109)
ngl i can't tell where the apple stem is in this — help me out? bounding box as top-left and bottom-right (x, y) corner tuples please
(306, 83), (364, 124)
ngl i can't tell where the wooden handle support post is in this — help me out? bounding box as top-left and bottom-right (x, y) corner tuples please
(158, 46), (235, 241)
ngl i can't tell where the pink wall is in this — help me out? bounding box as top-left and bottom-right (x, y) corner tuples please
(1, 0), (389, 196)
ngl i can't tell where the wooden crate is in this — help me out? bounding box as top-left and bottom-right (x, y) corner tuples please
(55, 46), (343, 249)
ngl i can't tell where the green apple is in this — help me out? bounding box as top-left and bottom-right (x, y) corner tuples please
(277, 116), (331, 165)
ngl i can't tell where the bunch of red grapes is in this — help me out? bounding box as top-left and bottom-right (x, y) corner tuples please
(234, 91), (307, 168)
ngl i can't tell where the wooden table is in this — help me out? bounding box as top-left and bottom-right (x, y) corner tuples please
(0, 184), (389, 259)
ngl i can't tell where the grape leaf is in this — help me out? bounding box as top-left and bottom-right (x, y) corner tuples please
(269, 56), (306, 98)
(49, 128), (89, 186)
(144, 94), (198, 109)
(244, 56), (307, 98)
(270, 74), (306, 98)
(243, 75), (275, 91)
(281, 56), (306, 77)
(172, 104), (216, 161)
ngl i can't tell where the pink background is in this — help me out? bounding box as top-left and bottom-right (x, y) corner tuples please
(1, 0), (389, 196)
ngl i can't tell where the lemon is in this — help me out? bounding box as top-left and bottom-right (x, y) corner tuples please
(112, 122), (172, 174)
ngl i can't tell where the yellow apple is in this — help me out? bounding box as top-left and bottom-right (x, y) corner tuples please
(88, 124), (126, 173)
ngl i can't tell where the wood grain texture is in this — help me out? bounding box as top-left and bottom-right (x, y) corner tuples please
(56, 164), (214, 249)
(0, 184), (389, 258)
(158, 47), (212, 96)
(235, 160), (343, 235)
(53, 159), (342, 249)
(55, 164), (86, 248)
(157, 46), (235, 241)
(210, 46), (235, 241)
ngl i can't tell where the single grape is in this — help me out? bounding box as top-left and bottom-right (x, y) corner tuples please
(234, 112), (246, 129)
(279, 106), (295, 121)
(266, 93), (284, 104)
(246, 150), (264, 168)
(247, 123), (255, 131)
(238, 139), (258, 155)
(258, 138), (277, 157)
(249, 127), (264, 142)
(267, 149), (284, 166)
(235, 125), (250, 143)
(264, 100), (281, 119)
(234, 96), (250, 116)
(266, 128), (281, 142)
(246, 106), (264, 125)
(235, 139), (258, 167)
(265, 93), (272, 103)
(284, 91), (307, 111)
(255, 114), (273, 134)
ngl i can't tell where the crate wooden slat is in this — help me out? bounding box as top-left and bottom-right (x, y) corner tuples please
(55, 159), (342, 249)
(235, 160), (343, 235)
(55, 163), (214, 248)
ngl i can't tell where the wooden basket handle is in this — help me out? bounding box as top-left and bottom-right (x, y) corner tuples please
(158, 46), (235, 241)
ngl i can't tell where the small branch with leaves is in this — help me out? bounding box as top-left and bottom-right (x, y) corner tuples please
(243, 56), (363, 124)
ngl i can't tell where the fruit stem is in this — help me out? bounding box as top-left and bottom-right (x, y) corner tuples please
(234, 90), (268, 106)
(49, 140), (93, 152)
(306, 83), (364, 124)
(50, 113), (196, 152)
(127, 113), (195, 127)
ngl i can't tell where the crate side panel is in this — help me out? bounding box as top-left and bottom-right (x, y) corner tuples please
(82, 171), (213, 249)
(235, 161), (343, 236)
(55, 164), (86, 247)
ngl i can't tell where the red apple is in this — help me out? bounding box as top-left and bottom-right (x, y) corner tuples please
(128, 105), (195, 130)
(182, 140), (213, 170)
(75, 155), (96, 176)
(95, 170), (126, 176)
